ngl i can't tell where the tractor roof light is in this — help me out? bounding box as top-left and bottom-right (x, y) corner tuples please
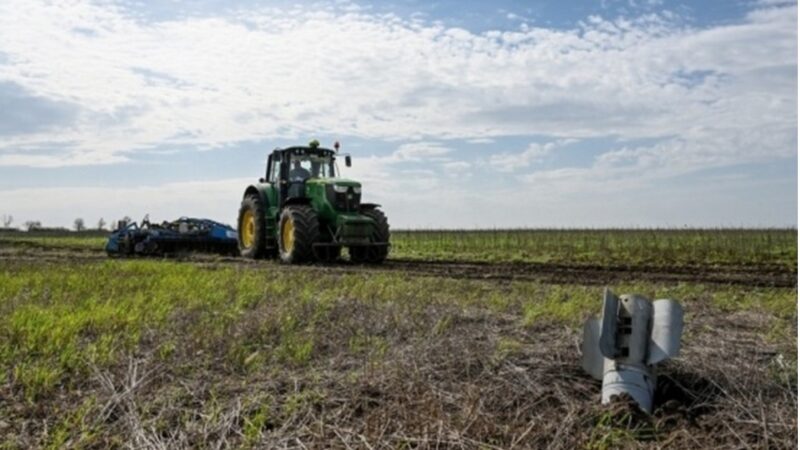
(581, 287), (684, 413)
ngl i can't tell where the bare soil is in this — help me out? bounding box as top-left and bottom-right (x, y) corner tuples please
(1, 240), (795, 288)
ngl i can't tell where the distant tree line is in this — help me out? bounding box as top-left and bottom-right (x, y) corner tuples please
(0, 215), (116, 232)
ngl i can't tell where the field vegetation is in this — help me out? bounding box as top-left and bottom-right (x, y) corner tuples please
(391, 228), (796, 268)
(0, 229), (796, 448)
(4, 228), (795, 269)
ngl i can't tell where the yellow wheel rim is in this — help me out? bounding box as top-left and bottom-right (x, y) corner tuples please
(282, 216), (295, 253)
(241, 210), (255, 248)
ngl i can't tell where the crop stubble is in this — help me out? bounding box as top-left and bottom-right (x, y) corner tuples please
(0, 232), (795, 448)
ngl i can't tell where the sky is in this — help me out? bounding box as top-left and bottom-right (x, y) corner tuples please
(0, 0), (796, 229)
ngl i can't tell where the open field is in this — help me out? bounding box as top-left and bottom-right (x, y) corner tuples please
(0, 230), (796, 448)
(391, 229), (797, 268)
(4, 228), (797, 268)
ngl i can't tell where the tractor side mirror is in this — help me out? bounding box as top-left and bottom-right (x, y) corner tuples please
(345, 155), (352, 167)
(258, 177), (265, 183)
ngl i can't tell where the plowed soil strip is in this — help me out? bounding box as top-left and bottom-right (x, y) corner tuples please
(2, 244), (794, 288)
(375, 259), (796, 288)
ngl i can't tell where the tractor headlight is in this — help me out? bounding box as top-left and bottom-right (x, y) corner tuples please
(332, 184), (348, 193)
(353, 186), (361, 194)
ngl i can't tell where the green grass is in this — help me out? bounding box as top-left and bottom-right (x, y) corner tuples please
(0, 235), (106, 251)
(0, 255), (795, 448)
(0, 259), (795, 403)
(391, 228), (796, 267)
(0, 228), (796, 449)
(2, 228), (796, 269)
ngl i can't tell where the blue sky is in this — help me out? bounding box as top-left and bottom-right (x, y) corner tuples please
(0, 0), (796, 228)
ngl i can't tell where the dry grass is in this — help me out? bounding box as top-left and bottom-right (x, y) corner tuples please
(2, 291), (794, 449)
(0, 235), (795, 449)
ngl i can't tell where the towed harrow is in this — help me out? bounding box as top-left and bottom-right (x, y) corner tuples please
(106, 216), (238, 257)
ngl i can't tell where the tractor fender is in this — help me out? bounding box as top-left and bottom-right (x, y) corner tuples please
(243, 185), (270, 207)
(359, 203), (381, 211)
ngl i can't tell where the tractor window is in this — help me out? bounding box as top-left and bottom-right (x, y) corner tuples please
(290, 154), (337, 180)
(269, 155), (279, 182)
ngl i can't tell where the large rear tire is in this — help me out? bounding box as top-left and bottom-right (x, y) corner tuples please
(349, 208), (390, 264)
(238, 195), (267, 259)
(278, 205), (320, 264)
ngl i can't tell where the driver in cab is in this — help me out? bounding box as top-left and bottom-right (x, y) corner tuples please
(287, 159), (311, 198)
(289, 160), (311, 182)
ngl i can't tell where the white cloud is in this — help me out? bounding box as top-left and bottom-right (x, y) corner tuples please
(0, 0), (795, 228)
(443, 161), (471, 172)
(391, 142), (452, 162)
(0, 178), (251, 229)
(490, 141), (560, 172)
(756, 0), (795, 5)
(0, 164), (794, 229)
(466, 138), (495, 144)
(0, 0), (792, 176)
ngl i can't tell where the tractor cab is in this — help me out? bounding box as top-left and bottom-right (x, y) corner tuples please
(238, 140), (388, 264)
(263, 144), (350, 204)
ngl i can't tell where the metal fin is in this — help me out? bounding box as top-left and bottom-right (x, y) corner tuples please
(647, 299), (684, 365)
(598, 287), (619, 359)
(581, 318), (604, 380)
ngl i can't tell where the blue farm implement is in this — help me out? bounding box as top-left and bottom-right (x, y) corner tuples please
(106, 216), (238, 257)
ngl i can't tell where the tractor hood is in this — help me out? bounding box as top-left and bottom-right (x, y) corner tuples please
(306, 178), (361, 188)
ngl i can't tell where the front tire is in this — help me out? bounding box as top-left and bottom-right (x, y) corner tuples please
(278, 205), (320, 264)
(238, 195), (267, 259)
(349, 208), (390, 264)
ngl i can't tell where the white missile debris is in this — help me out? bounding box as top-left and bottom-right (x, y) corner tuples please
(581, 288), (684, 413)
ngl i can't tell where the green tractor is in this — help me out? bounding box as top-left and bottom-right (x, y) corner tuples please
(237, 141), (390, 264)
